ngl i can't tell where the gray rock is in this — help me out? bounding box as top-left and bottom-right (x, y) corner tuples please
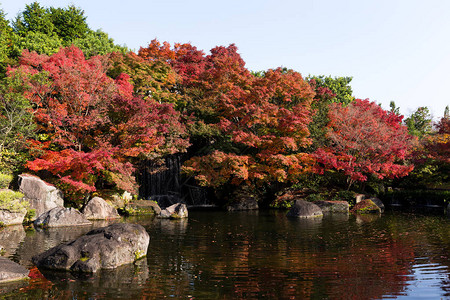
(82, 197), (120, 220)
(286, 200), (323, 218)
(368, 197), (385, 213)
(314, 200), (349, 213)
(0, 225), (26, 257)
(0, 257), (29, 283)
(32, 223), (149, 273)
(226, 199), (259, 211)
(18, 174), (64, 219)
(34, 207), (92, 228)
(159, 203), (188, 219)
(0, 208), (26, 226)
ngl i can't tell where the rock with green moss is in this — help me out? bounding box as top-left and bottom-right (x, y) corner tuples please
(351, 199), (381, 214)
(125, 200), (161, 215)
(32, 223), (149, 273)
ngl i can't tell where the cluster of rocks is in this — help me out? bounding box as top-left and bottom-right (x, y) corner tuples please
(0, 174), (158, 284)
(286, 196), (385, 219)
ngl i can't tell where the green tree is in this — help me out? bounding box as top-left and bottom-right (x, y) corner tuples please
(389, 101), (400, 115)
(0, 7), (18, 75)
(11, 2), (125, 57)
(15, 31), (62, 55)
(47, 5), (89, 42)
(12, 2), (55, 37)
(0, 68), (40, 173)
(73, 29), (128, 58)
(405, 106), (433, 138)
(306, 75), (354, 105)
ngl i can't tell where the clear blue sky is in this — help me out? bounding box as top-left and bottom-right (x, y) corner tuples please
(2, 0), (449, 119)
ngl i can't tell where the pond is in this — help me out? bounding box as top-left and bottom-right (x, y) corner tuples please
(1, 210), (450, 299)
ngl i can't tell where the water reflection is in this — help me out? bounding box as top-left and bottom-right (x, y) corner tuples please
(2, 211), (450, 299)
(0, 225), (26, 257)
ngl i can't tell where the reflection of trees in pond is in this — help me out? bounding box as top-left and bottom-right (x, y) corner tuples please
(9, 260), (151, 299)
(140, 212), (417, 299)
(0, 225), (26, 257)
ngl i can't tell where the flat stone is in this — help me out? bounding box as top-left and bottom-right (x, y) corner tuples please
(126, 200), (161, 215)
(287, 200), (323, 218)
(81, 197), (120, 220)
(0, 208), (26, 226)
(34, 207), (92, 228)
(0, 257), (29, 283)
(18, 174), (64, 220)
(314, 200), (349, 213)
(32, 223), (149, 273)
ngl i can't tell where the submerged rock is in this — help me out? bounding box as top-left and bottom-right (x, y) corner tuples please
(32, 223), (149, 273)
(82, 197), (120, 220)
(18, 174), (64, 219)
(287, 200), (323, 218)
(0, 257), (29, 283)
(226, 199), (259, 211)
(34, 207), (92, 228)
(314, 200), (349, 213)
(159, 203), (188, 219)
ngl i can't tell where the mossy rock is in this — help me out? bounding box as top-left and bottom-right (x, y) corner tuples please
(351, 199), (381, 214)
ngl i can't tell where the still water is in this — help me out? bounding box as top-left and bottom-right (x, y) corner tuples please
(1, 210), (450, 299)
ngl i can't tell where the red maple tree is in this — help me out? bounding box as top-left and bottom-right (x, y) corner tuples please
(313, 99), (415, 188)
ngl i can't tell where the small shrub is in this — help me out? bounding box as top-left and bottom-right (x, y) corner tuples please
(0, 190), (29, 212)
(0, 173), (12, 189)
(332, 190), (356, 207)
(24, 209), (36, 223)
(306, 193), (325, 202)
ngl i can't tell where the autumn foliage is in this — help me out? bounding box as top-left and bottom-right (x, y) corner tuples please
(0, 33), (423, 204)
(9, 46), (188, 201)
(313, 99), (415, 187)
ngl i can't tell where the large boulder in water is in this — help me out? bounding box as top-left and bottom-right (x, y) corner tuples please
(314, 200), (349, 213)
(34, 207), (92, 228)
(32, 223), (149, 273)
(287, 200), (323, 218)
(18, 174), (64, 219)
(81, 197), (120, 220)
(159, 203), (188, 219)
(0, 257), (29, 283)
